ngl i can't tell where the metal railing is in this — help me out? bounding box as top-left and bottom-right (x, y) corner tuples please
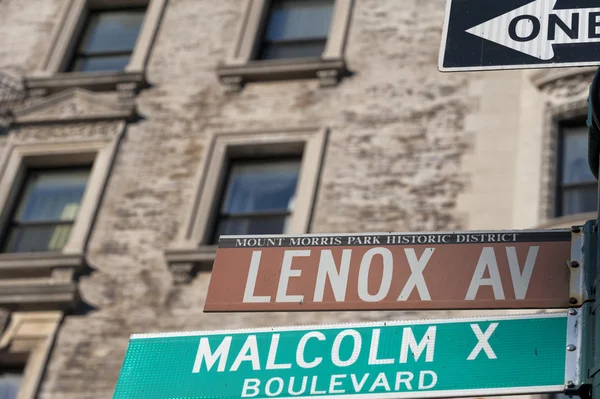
(0, 71), (25, 132)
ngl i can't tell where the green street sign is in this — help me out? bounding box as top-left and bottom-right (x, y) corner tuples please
(114, 314), (567, 399)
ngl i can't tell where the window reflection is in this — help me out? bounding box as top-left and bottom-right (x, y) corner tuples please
(0, 371), (22, 399)
(258, 0), (334, 60)
(69, 8), (146, 73)
(2, 168), (90, 253)
(212, 158), (301, 243)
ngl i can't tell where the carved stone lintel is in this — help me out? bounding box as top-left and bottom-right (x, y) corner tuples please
(220, 76), (243, 93)
(317, 69), (340, 88)
(170, 263), (195, 285)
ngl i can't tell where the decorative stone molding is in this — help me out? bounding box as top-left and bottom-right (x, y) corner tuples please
(220, 76), (244, 94)
(0, 71), (26, 133)
(0, 279), (78, 311)
(0, 311), (62, 399)
(24, 71), (147, 97)
(13, 88), (136, 124)
(217, 0), (353, 88)
(164, 246), (217, 264)
(9, 121), (122, 142)
(217, 58), (346, 89)
(534, 65), (595, 226)
(0, 253), (85, 311)
(0, 253), (84, 273)
(165, 127), (328, 283)
(169, 263), (195, 285)
(317, 68), (342, 87)
(539, 98), (588, 224)
(165, 247), (216, 284)
(0, 136), (123, 309)
(116, 82), (139, 106)
(24, 0), (166, 94)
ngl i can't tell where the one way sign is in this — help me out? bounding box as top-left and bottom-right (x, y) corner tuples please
(439, 0), (600, 72)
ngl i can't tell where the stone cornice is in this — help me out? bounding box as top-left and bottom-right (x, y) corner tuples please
(217, 58), (347, 92)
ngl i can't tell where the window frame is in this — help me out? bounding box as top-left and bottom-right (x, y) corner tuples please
(0, 138), (119, 265)
(1, 166), (93, 254)
(210, 156), (303, 244)
(256, 0), (335, 61)
(555, 117), (596, 218)
(0, 86), (127, 310)
(217, 0), (354, 91)
(537, 95), (594, 227)
(24, 0), (167, 94)
(165, 127), (328, 280)
(66, 6), (148, 74)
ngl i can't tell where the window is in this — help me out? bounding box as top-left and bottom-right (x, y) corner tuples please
(212, 158), (301, 242)
(0, 313), (62, 399)
(557, 122), (598, 217)
(165, 127), (328, 282)
(0, 123), (120, 276)
(3, 168), (90, 253)
(258, 0), (334, 60)
(24, 0), (167, 94)
(216, 0), (353, 90)
(68, 8), (146, 73)
(0, 368), (23, 399)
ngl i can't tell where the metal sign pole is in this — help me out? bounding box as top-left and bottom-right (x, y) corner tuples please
(585, 67), (600, 399)
(593, 147), (600, 399)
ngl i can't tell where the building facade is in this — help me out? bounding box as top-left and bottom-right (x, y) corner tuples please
(0, 0), (594, 397)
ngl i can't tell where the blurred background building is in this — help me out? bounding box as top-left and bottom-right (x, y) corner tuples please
(0, 0), (594, 397)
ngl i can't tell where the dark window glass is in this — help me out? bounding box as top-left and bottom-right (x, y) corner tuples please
(3, 168), (90, 253)
(212, 158), (301, 243)
(72, 55), (131, 73)
(258, 0), (334, 60)
(0, 369), (22, 399)
(68, 8), (146, 73)
(557, 124), (598, 216)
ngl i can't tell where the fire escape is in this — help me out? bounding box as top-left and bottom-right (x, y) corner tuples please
(0, 71), (25, 134)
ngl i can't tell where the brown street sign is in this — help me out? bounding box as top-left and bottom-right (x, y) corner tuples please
(205, 230), (572, 312)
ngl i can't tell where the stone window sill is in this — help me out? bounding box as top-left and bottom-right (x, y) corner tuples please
(24, 71), (147, 96)
(0, 279), (77, 311)
(0, 252), (86, 311)
(164, 246), (217, 284)
(216, 58), (346, 92)
(0, 252), (85, 274)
